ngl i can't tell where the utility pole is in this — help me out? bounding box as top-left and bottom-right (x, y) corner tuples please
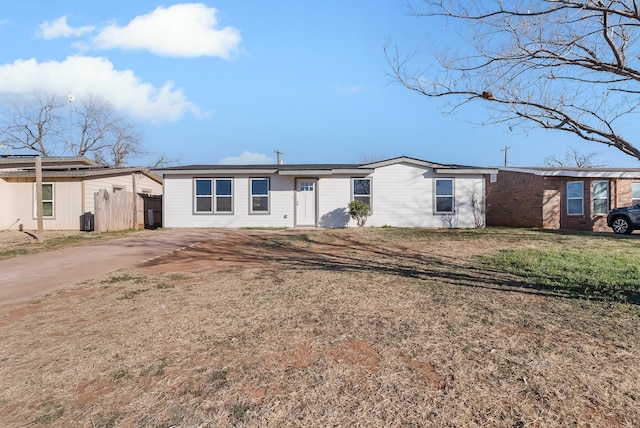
(35, 156), (44, 243)
(500, 146), (510, 166)
(132, 172), (138, 230)
(275, 150), (283, 165)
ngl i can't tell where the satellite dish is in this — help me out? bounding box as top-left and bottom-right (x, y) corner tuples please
(67, 93), (75, 102)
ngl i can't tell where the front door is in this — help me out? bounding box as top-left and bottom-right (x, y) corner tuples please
(295, 179), (317, 226)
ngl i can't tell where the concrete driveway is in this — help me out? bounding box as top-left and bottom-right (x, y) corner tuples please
(0, 228), (227, 305)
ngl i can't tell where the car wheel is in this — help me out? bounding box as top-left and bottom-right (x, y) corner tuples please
(611, 217), (632, 234)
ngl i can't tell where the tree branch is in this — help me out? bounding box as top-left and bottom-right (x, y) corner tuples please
(389, 0), (640, 161)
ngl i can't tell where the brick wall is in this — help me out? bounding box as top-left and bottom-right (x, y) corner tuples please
(486, 170), (546, 228)
(541, 183), (561, 229)
(613, 179), (634, 207)
(488, 171), (640, 232)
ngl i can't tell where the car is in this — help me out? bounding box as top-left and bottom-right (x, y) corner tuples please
(607, 203), (640, 234)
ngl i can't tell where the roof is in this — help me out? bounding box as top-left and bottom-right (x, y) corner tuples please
(0, 166), (162, 184)
(158, 156), (497, 176)
(498, 166), (640, 179)
(0, 156), (101, 173)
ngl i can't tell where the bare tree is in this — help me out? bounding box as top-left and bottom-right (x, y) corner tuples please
(149, 154), (179, 169)
(468, 188), (485, 228)
(0, 94), (64, 156)
(71, 95), (143, 166)
(0, 93), (143, 166)
(544, 146), (607, 168)
(388, 1), (640, 161)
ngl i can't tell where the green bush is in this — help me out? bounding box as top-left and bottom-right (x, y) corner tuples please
(348, 200), (371, 227)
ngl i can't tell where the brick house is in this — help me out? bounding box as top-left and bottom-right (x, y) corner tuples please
(486, 167), (640, 232)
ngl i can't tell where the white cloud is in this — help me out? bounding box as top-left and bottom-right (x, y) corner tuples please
(93, 3), (241, 58)
(219, 151), (274, 165)
(0, 56), (198, 122)
(38, 16), (95, 39)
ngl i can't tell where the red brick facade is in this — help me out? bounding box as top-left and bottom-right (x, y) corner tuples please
(486, 169), (640, 232)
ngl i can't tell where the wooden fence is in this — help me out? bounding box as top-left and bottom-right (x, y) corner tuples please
(94, 189), (144, 233)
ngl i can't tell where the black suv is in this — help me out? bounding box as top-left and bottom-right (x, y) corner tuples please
(607, 203), (640, 234)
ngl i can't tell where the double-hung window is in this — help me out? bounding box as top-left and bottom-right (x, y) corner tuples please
(352, 178), (371, 207)
(33, 183), (54, 218)
(194, 178), (233, 213)
(250, 178), (269, 213)
(435, 178), (454, 213)
(632, 183), (640, 206)
(567, 181), (584, 215)
(195, 179), (213, 213)
(214, 179), (233, 212)
(592, 181), (609, 215)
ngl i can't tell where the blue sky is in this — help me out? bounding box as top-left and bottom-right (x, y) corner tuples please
(1, 1), (639, 167)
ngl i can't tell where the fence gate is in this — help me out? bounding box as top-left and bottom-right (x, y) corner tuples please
(94, 189), (143, 232)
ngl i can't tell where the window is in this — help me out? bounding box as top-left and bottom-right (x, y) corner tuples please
(194, 178), (233, 213)
(567, 181), (584, 215)
(215, 179), (233, 212)
(632, 183), (640, 206)
(250, 178), (269, 213)
(435, 178), (454, 213)
(33, 183), (54, 218)
(194, 179), (213, 213)
(352, 178), (371, 206)
(299, 181), (314, 191)
(112, 186), (124, 193)
(592, 181), (609, 215)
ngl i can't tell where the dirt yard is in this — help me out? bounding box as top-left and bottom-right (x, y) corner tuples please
(0, 229), (84, 247)
(0, 228), (638, 427)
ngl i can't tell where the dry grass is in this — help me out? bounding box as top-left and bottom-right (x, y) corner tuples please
(0, 228), (639, 427)
(0, 229), (149, 260)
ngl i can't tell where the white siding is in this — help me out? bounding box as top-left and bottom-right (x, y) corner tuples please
(0, 173), (161, 231)
(367, 163), (431, 227)
(4, 178), (83, 230)
(365, 163), (485, 228)
(0, 179), (15, 229)
(84, 173), (162, 213)
(317, 176), (354, 227)
(448, 176), (486, 228)
(163, 162), (487, 229)
(163, 174), (296, 228)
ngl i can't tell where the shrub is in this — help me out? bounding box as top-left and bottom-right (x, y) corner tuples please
(348, 200), (371, 227)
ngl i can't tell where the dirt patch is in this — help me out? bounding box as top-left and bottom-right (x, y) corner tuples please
(0, 229), (79, 243)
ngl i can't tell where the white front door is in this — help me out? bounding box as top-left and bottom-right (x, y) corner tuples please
(295, 179), (316, 226)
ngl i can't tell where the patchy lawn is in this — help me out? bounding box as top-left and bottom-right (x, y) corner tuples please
(0, 228), (638, 427)
(0, 229), (153, 261)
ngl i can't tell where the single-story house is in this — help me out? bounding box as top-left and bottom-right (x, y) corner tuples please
(159, 156), (496, 229)
(486, 167), (640, 232)
(0, 156), (163, 231)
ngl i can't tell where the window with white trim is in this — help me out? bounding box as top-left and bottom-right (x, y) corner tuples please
(215, 179), (233, 212)
(250, 178), (269, 213)
(194, 178), (233, 214)
(435, 178), (454, 213)
(567, 181), (584, 215)
(194, 179), (213, 213)
(632, 183), (640, 206)
(33, 183), (54, 218)
(592, 181), (609, 215)
(352, 178), (371, 207)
